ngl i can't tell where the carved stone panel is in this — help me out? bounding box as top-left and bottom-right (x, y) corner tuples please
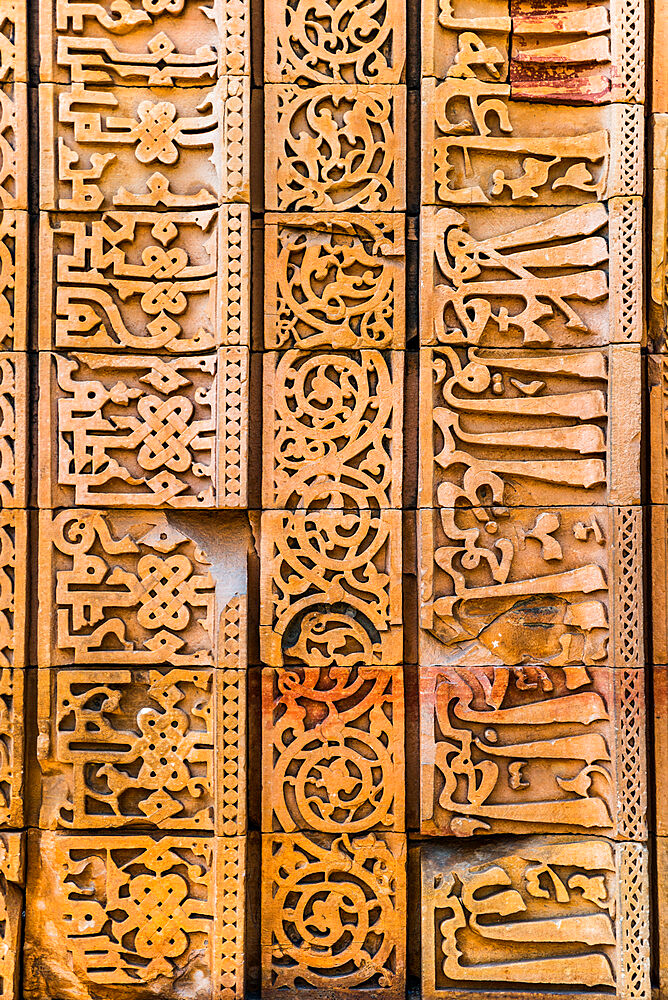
(419, 505), (642, 669)
(0, 833), (24, 1000)
(263, 349), (403, 510)
(421, 0), (645, 105)
(0, 212), (27, 350)
(650, 504), (668, 664)
(38, 509), (249, 668)
(0, 669), (23, 828)
(264, 0), (405, 83)
(0, 353), (26, 509)
(421, 836), (650, 998)
(261, 832), (406, 998)
(264, 213), (405, 350)
(422, 82), (643, 205)
(260, 508), (402, 666)
(265, 84), (406, 211)
(0, 511), (26, 672)
(40, 0), (250, 84)
(262, 665), (404, 833)
(40, 78), (250, 211)
(36, 667), (246, 835)
(650, 116), (668, 347)
(420, 201), (643, 348)
(419, 664), (646, 839)
(39, 207), (250, 352)
(419, 345), (641, 508)
(0, 3), (27, 83)
(39, 349), (248, 509)
(0, 84), (26, 210)
(24, 832), (246, 1000)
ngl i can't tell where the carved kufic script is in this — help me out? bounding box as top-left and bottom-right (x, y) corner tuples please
(0, 833), (23, 1000)
(0, 211), (27, 350)
(38, 509), (248, 668)
(421, 78), (644, 205)
(40, 208), (250, 352)
(264, 0), (406, 83)
(419, 345), (641, 508)
(41, 0), (250, 83)
(0, 512), (26, 672)
(260, 509), (402, 667)
(24, 832), (246, 1000)
(40, 349), (248, 509)
(36, 667), (246, 835)
(265, 84), (406, 211)
(263, 666), (405, 833)
(420, 202), (641, 348)
(264, 213), (405, 350)
(263, 349), (403, 510)
(421, 837), (649, 998)
(0, 669), (22, 828)
(262, 832), (406, 997)
(40, 77), (249, 211)
(419, 664), (646, 838)
(419, 504), (641, 668)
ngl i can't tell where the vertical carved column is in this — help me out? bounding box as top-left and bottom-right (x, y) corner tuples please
(419, 1), (650, 997)
(260, 4), (408, 995)
(27, 2), (252, 998)
(0, 6), (28, 1000)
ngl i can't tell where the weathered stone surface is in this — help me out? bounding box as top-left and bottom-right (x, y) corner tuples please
(0, 832), (24, 1000)
(420, 201), (643, 348)
(0, 2), (27, 84)
(0, 212), (27, 350)
(262, 665), (405, 833)
(422, 81), (643, 205)
(24, 832), (246, 1000)
(261, 832), (406, 997)
(419, 505), (642, 669)
(40, 78), (250, 211)
(421, 836), (650, 998)
(0, 84), (26, 210)
(264, 213), (405, 350)
(38, 509), (249, 668)
(420, 345), (641, 508)
(265, 0), (405, 83)
(0, 511), (26, 672)
(39, 349), (248, 509)
(263, 349), (403, 510)
(260, 508), (402, 666)
(419, 664), (646, 839)
(265, 84), (406, 211)
(40, 0), (250, 84)
(36, 667), (246, 834)
(0, 669), (22, 828)
(0, 352), (26, 508)
(651, 116), (668, 348)
(39, 207), (250, 352)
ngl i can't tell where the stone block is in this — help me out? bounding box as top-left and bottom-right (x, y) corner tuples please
(0, 352), (26, 508)
(0, 669), (23, 828)
(0, 84), (26, 210)
(38, 509), (249, 668)
(0, 511), (26, 672)
(0, 212), (27, 351)
(0, 832), (24, 1000)
(0, 2), (26, 83)
(262, 349), (403, 510)
(39, 349), (248, 509)
(262, 665), (405, 833)
(264, 212), (405, 350)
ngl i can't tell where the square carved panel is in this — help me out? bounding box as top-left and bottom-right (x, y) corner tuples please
(39, 349), (248, 509)
(39, 207), (250, 352)
(37, 666), (246, 835)
(38, 509), (249, 669)
(264, 212), (405, 350)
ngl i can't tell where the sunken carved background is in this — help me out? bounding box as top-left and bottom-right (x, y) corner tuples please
(0, 0), (664, 997)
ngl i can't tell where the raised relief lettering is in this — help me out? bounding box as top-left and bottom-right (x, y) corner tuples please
(265, 84), (406, 211)
(40, 349), (248, 508)
(263, 349), (403, 510)
(0, 212), (27, 350)
(39, 509), (248, 668)
(265, 0), (405, 83)
(264, 213), (405, 350)
(262, 832), (406, 997)
(419, 664), (646, 838)
(40, 208), (250, 352)
(24, 832), (246, 1000)
(421, 837), (649, 998)
(263, 666), (404, 833)
(37, 667), (245, 835)
(260, 509), (402, 666)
